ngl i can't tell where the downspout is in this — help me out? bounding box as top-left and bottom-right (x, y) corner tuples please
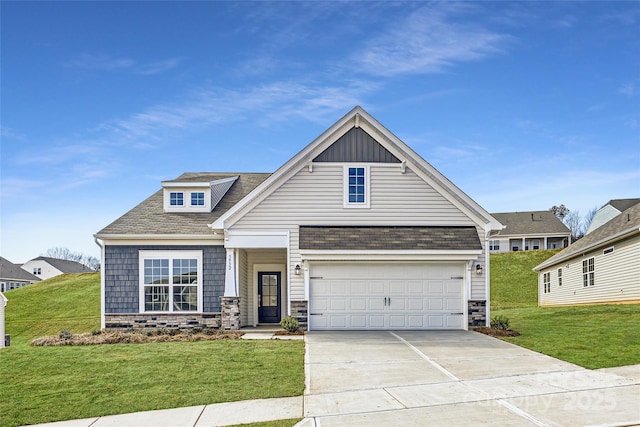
(94, 236), (106, 330)
(485, 228), (492, 327)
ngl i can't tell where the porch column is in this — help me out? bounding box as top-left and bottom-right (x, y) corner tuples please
(544, 236), (548, 249)
(224, 248), (237, 296)
(522, 237), (526, 251)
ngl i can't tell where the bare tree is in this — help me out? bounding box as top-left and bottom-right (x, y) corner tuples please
(563, 211), (584, 242)
(43, 247), (100, 271)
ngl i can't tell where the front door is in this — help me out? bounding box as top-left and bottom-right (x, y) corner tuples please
(258, 272), (281, 323)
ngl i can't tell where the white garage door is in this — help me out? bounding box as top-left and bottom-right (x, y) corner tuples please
(309, 263), (466, 330)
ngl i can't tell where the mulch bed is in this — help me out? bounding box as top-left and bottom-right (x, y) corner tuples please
(273, 329), (305, 336)
(31, 330), (244, 346)
(472, 327), (521, 337)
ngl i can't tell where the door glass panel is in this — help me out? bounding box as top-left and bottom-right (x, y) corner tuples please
(262, 274), (278, 307)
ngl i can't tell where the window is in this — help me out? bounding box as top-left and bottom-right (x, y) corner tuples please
(533, 240), (540, 250)
(33, 267), (41, 275)
(512, 241), (520, 251)
(582, 257), (595, 287)
(139, 251), (202, 313)
(343, 165), (369, 208)
(489, 240), (500, 251)
(191, 192), (205, 206)
(170, 192), (184, 206)
(543, 272), (551, 293)
(558, 268), (562, 286)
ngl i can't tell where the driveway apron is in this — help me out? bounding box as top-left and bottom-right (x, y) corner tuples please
(303, 331), (640, 426)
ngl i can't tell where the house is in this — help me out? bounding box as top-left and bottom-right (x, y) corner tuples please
(489, 211), (571, 253)
(585, 198), (640, 235)
(21, 256), (93, 281)
(533, 203), (640, 306)
(95, 106), (503, 331)
(0, 256), (41, 292)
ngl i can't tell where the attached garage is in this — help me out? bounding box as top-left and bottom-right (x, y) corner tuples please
(309, 263), (466, 330)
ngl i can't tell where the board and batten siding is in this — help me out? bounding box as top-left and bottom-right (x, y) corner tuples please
(539, 235), (640, 306)
(229, 164), (485, 302)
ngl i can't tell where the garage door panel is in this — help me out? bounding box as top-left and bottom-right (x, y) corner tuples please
(309, 263), (466, 330)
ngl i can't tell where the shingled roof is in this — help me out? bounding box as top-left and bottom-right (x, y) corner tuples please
(299, 226), (482, 250)
(491, 211), (570, 236)
(0, 257), (41, 282)
(608, 198), (640, 212)
(535, 203), (640, 271)
(30, 257), (93, 273)
(96, 173), (271, 236)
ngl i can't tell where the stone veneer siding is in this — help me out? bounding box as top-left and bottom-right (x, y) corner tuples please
(220, 297), (241, 330)
(468, 300), (487, 327)
(290, 300), (308, 330)
(104, 245), (226, 314)
(105, 313), (221, 330)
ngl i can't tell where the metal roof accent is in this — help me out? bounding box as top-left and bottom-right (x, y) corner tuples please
(299, 226), (482, 251)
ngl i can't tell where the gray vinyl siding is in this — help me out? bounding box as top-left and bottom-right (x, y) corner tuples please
(539, 235), (640, 306)
(231, 164), (481, 302)
(470, 225), (487, 301)
(314, 127), (400, 163)
(104, 245), (226, 314)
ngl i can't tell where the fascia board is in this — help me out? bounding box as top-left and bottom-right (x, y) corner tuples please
(162, 181), (211, 188)
(95, 234), (224, 245)
(498, 232), (572, 238)
(533, 227), (640, 271)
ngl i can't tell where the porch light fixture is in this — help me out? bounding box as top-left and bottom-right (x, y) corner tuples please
(294, 264), (301, 275)
(476, 264), (483, 275)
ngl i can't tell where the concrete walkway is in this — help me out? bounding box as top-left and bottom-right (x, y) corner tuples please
(27, 331), (640, 427)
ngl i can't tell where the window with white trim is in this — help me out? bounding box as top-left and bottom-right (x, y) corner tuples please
(170, 192), (184, 206)
(139, 251), (202, 313)
(582, 257), (594, 287)
(33, 267), (41, 275)
(557, 268), (562, 286)
(543, 272), (551, 293)
(489, 240), (500, 251)
(533, 240), (540, 250)
(343, 165), (370, 208)
(191, 192), (205, 206)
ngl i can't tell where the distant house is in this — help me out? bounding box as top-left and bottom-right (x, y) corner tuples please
(21, 256), (93, 281)
(534, 203), (640, 306)
(586, 198), (640, 235)
(0, 256), (41, 292)
(489, 211), (571, 253)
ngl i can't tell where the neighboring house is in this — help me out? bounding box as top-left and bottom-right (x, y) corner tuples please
(95, 106), (502, 331)
(586, 198), (640, 235)
(21, 256), (93, 281)
(489, 211), (571, 253)
(534, 203), (640, 307)
(0, 256), (41, 292)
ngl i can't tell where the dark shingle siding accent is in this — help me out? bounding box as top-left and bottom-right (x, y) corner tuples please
(313, 127), (400, 163)
(299, 226), (481, 250)
(104, 245), (226, 314)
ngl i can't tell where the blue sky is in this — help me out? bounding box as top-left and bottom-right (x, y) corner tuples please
(1, 1), (639, 263)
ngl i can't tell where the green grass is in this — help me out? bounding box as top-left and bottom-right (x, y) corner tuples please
(0, 274), (304, 427)
(490, 250), (640, 369)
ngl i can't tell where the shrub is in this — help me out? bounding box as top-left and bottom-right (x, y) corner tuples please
(280, 316), (300, 333)
(58, 330), (73, 340)
(490, 315), (511, 330)
(91, 329), (102, 336)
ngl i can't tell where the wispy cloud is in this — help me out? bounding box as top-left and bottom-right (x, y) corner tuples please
(0, 126), (26, 140)
(66, 54), (180, 74)
(353, 4), (510, 77)
(619, 83), (636, 97)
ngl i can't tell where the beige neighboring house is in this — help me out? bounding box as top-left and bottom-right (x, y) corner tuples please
(489, 211), (571, 253)
(21, 256), (93, 281)
(534, 203), (640, 306)
(586, 198), (640, 235)
(0, 256), (41, 292)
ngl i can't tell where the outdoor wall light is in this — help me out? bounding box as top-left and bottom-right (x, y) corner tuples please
(294, 264), (301, 275)
(476, 264), (483, 275)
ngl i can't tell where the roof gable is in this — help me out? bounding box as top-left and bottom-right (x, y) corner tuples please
(608, 198), (640, 212)
(535, 203), (640, 270)
(0, 257), (41, 281)
(313, 127), (400, 163)
(212, 106), (502, 232)
(32, 257), (93, 273)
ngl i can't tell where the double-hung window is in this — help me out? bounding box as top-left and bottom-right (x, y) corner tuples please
(343, 165), (370, 208)
(557, 268), (562, 286)
(139, 251), (202, 313)
(543, 272), (551, 293)
(191, 192), (205, 206)
(582, 257), (595, 287)
(170, 192), (184, 206)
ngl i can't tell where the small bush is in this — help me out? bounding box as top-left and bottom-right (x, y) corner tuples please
(280, 317), (300, 333)
(59, 330), (73, 340)
(490, 315), (511, 330)
(91, 329), (102, 336)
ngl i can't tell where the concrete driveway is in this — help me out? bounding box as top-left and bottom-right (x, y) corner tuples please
(303, 331), (640, 426)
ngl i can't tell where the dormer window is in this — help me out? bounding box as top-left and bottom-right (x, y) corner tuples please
(170, 192), (184, 206)
(343, 165), (370, 208)
(191, 192), (205, 206)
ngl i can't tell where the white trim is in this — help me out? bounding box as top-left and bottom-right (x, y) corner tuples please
(96, 236), (223, 245)
(138, 250), (203, 313)
(162, 181), (211, 188)
(252, 264), (287, 326)
(95, 237), (106, 329)
(224, 249), (237, 296)
(343, 164), (370, 209)
(224, 230), (289, 248)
